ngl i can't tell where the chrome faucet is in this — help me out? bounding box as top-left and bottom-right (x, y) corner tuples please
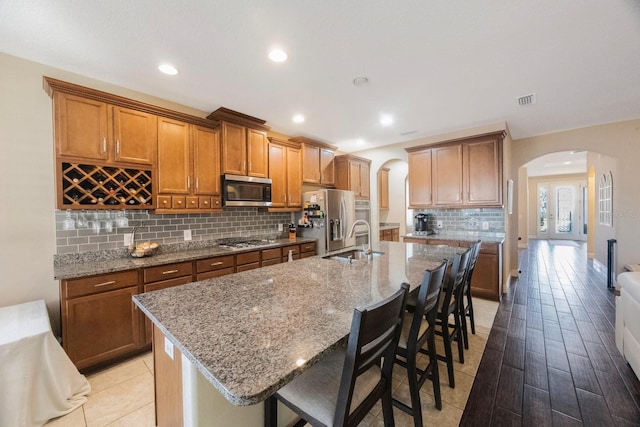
(348, 219), (372, 255)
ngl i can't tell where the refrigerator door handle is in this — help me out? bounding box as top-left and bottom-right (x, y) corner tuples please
(339, 196), (346, 240)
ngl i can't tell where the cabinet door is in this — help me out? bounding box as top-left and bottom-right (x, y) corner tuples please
(359, 161), (370, 199)
(348, 161), (361, 194)
(302, 145), (320, 183)
(247, 128), (268, 178)
(464, 138), (502, 206)
(268, 143), (287, 208)
(320, 149), (335, 185)
(221, 122), (246, 175)
(471, 252), (499, 300)
(112, 106), (157, 165)
(286, 146), (302, 207)
(63, 286), (140, 370)
(408, 150), (432, 208)
(55, 93), (108, 161)
(158, 118), (190, 194)
(379, 168), (389, 209)
(193, 126), (221, 196)
(432, 145), (463, 206)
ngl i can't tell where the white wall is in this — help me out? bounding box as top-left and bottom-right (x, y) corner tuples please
(377, 160), (409, 236)
(0, 53), (207, 334)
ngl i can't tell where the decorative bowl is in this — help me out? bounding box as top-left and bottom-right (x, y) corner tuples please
(128, 242), (159, 258)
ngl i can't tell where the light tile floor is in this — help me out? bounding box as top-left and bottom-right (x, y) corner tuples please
(45, 298), (498, 427)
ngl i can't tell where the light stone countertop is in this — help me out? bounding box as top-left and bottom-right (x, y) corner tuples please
(403, 231), (505, 244)
(53, 238), (316, 280)
(379, 223), (400, 231)
(132, 241), (464, 406)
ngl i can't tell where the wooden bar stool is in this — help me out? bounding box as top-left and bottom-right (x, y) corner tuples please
(460, 240), (481, 349)
(393, 261), (448, 427)
(266, 283), (410, 427)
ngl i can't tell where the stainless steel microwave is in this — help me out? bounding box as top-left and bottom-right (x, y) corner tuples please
(222, 174), (272, 207)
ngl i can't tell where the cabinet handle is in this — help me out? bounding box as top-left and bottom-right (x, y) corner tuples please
(211, 261), (224, 266)
(94, 280), (116, 288)
(116, 139), (120, 154)
(244, 160), (247, 172)
(102, 138), (107, 153)
(195, 177), (199, 190)
(162, 269), (179, 275)
(187, 177), (191, 189)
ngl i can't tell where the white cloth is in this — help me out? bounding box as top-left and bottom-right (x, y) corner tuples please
(0, 300), (90, 427)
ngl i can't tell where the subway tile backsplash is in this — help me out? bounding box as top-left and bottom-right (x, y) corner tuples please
(413, 208), (504, 232)
(55, 209), (292, 254)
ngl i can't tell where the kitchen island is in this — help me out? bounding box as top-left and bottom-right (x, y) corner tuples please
(133, 241), (463, 426)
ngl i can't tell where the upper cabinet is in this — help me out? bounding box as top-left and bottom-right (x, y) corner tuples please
(267, 137), (302, 211)
(157, 118), (221, 213)
(207, 108), (269, 178)
(335, 154), (371, 200)
(378, 167), (390, 210)
(54, 92), (157, 166)
(291, 137), (337, 186)
(406, 132), (504, 209)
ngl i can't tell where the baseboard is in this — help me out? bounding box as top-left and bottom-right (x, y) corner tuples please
(593, 258), (607, 274)
(588, 252), (595, 259)
(518, 242), (528, 249)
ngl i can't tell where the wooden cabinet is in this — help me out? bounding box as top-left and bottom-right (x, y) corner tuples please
(196, 255), (235, 280)
(379, 228), (399, 242)
(206, 108), (270, 178)
(463, 137), (502, 206)
(236, 250), (261, 272)
(291, 137), (337, 186)
(405, 131), (504, 209)
(282, 244), (301, 262)
(300, 241), (316, 258)
(268, 138), (302, 210)
(157, 118), (222, 213)
(143, 262), (194, 344)
(53, 93), (157, 166)
(61, 270), (142, 370)
(335, 154), (371, 199)
(261, 247), (282, 267)
(379, 168), (390, 209)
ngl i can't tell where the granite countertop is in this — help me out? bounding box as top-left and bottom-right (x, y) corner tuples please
(132, 241), (463, 406)
(54, 238), (316, 280)
(403, 231), (505, 244)
(379, 223), (400, 231)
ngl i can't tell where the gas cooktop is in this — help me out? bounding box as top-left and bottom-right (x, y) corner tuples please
(217, 238), (277, 249)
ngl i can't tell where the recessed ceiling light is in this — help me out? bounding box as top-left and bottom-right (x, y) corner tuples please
(379, 114), (394, 127)
(292, 114), (305, 123)
(356, 138), (366, 146)
(353, 76), (369, 87)
(563, 161), (571, 165)
(269, 49), (288, 62)
(158, 64), (178, 75)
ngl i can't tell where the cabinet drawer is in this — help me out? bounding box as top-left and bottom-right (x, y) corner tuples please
(196, 255), (234, 273)
(300, 251), (315, 259)
(172, 196), (186, 209)
(63, 270), (139, 299)
(236, 262), (260, 272)
(211, 196), (222, 209)
(186, 196), (199, 209)
(403, 237), (426, 244)
(144, 262), (192, 283)
(282, 244), (300, 256)
(479, 242), (499, 255)
(427, 239), (456, 246)
(262, 248), (282, 261)
(236, 251), (260, 266)
(197, 268), (234, 281)
(300, 242), (316, 253)
(282, 254), (301, 262)
(383, 229), (392, 237)
(158, 196), (172, 210)
(143, 276), (192, 293)
(261, 258), (281, 267)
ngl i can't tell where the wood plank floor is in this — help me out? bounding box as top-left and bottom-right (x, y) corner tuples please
(460, 239), (640, 426)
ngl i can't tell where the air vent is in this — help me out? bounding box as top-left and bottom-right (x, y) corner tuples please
(400, 130), (417, 136)
(517, 93), (537, 106)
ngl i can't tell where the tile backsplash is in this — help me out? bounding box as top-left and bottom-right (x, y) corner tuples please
(55, 208), (292, 254)
(413, 208), (504, 232)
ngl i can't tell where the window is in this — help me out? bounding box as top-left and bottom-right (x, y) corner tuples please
(599, 172), (613, 226)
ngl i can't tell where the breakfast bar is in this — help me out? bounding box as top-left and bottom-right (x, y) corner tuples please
(133, 241), (463, 426)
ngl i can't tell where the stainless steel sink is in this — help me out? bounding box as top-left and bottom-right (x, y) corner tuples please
(323, 249), (384, 263)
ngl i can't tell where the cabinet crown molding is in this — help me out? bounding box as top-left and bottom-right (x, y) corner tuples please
(288, 136), (338, 151)
(335, 153), (372, 164)
(206, 107), (270, 131)
(404, 130), (506, 153)
(267, 136), (301, 149)
(43, 76), (219, 129)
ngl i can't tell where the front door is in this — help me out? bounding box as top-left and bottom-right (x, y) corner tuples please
(537, 181), (587, 241)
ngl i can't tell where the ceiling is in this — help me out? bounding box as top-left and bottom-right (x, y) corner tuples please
(1, 1), (639, 152)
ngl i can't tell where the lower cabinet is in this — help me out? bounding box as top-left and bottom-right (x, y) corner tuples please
(61, 270), (143, 371)
(379, 228), (399, 242)
(282, 244), (301, 262)
(236, 251), (261, 272)
(261, 247), (282, 267)
(300, 241), (316, 258)
(196, 255), (235, 280)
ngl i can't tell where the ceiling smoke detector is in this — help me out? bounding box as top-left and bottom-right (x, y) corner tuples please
(353, 76), (369, 87)
(517, 93), (537, 106)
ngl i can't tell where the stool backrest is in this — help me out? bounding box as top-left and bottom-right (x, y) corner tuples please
(407, 261), (448, 351)
(334, 283), (409, 426)
(461, 240), (481, 295)
(441, 249), (471, 315)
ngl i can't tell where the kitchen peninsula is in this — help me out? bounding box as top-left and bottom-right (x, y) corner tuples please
(133, 241), (463, 426)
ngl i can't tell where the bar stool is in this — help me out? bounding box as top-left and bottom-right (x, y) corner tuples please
(393, 261), (448, 427)
(266, 283), (409, 427)
(435, 249), (470, 388)
(460, 240), (481, 349)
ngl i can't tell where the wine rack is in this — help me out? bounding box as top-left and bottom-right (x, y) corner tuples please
(60, 162), (153, 209)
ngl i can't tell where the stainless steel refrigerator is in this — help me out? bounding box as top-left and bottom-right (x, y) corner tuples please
(299, 189), (356, 255)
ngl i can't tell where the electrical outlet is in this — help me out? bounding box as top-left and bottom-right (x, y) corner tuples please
(184, 229), (192, 241)
(437, 220), (443, 229)
(278, 223), (283, 231)
(482, 222), (489, 230)
(124, 233), (133, 247)
(164, 337), (174, 360)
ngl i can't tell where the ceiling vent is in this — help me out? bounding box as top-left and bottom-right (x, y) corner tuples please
(400, 130), (417, 136)
(517, 93), (537, 106)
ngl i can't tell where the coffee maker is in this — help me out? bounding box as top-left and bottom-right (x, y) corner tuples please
(414, 213), (435, 235)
